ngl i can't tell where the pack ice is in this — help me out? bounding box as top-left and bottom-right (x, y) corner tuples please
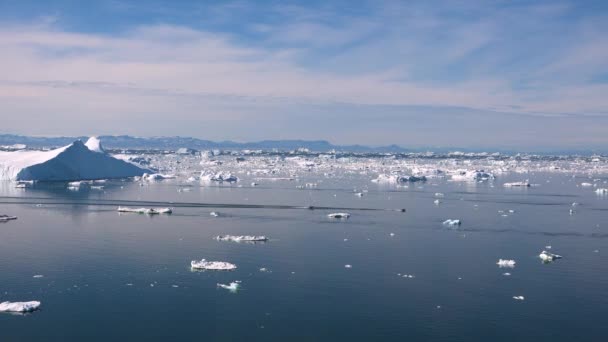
(0, 137), (150, 181)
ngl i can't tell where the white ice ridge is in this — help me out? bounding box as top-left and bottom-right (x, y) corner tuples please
(328, 213), (350, 219)
(497, 259), (516, 268)
(0, 137), (150, 181)
(442, 219), (461, 226)
(0, 214), (18, 222)
(191, 259), (237, 270)
(217, 281), (241, 292)
(117, 207), (173, 214)
(215, 235), (268, 242)
(539, 250), (562, 262)
(84, 136), (104, 153)
(0, 301), (41, 313)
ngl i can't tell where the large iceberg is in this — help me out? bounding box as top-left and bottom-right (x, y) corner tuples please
(0, 137), (150, 181)
(0, 301), (41, 313)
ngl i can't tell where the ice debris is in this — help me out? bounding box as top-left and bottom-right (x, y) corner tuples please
(217, 281), (241, 292)
(504, 181), (531, 187)
(513, 296), (525, 301)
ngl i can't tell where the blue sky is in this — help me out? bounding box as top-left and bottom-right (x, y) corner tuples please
(0, 0), (607, 150)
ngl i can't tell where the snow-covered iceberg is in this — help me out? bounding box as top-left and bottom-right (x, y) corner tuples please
(539, 250), (562, 262)
(117, 207), (172, 215)
(0, 137), (150, 181)
(215, 235), (268, 242)
(497, 259), (516, 268)
(442, 219), (461, 226)
(190, 259), (237, 270)
(0, 301), (41, 313)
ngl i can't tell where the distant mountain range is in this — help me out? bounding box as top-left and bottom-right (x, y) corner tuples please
(0, 134), (604, 155)
(0, 134), (408, 153)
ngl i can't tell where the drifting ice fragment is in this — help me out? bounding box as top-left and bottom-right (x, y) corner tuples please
(210, 211), (220, 217)
(596, 188), (608, 195)
(513, 296), (525, 301)
(217, 281), (241, 292)
(443, 219), (461, 226)
(344, 264), (352, 268)
(0, 301), (41, 313)
(504, 181), (531, 187)
(191, 259), (237, 270)
(328, 213), (350, 219)
(117, 207), (172, 214)
(497, 259), (516, 268)
(216, 235), (268, 242)
(539, 250), (562, 262)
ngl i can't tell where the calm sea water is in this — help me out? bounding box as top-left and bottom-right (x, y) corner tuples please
(1, 172), (607, 341)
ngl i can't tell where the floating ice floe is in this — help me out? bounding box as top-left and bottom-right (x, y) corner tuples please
(142, 173), (176, 181)
(450, 170), (494, 182)
(442, 219), (461, 226)
(328, 213), (350, 219)
(497, 259), (516, 268)
(117, 207), (172, 214)
(217, 281), (241, 292)
(344, 264), (352, 268)
(210, 211), (220, 217)
(581, 182), (593, 187)
(215, 235), (268, 242)
(0, 214), (17, 222)
(200, 172), (238, 183)
(191, 259), (237, 270)
(539, 250), (562, 262)
(504, 181), (531, 187)
(0, 301), (41, 313)
(512, 296), (525, 301)
(434, 199), (441, 205)
(595, 188), (608, 195)
(372, 174), (427, 183)
(0, 137), (150, 181)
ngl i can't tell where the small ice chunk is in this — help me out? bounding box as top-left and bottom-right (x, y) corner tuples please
(217, 281), (241, 292)
(539, 250), (562, 262)
(513, 296), (525, 301)
(443, 219), (461, 226)
(504, 181), (531, 187)
(32, 275), (44, 278)
(497, 259), (516, 268)
(344, 264), (352, 268)
(434, 199), (441, 205)
(191, 259), (237, 270)
(0, 301), (41, 313)
(595, 188), (608, 195)
(216, 235), (268, 242)
(328, 213), (350, 219)
(503, 272), (511, 276)
(210, 211), (219, 217)
(259, 267), (271, 273)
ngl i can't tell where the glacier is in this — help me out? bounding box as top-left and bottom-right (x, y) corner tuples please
(0, 137), (150, 181)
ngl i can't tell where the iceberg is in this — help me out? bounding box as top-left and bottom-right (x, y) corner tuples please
(513, 296), (525, 301)
(539, 250), (562, 262)
(0, 214), (18, 222)
(0, 137), (149, 181)
(190, 259), (237, 270)
(117, 207), (173, 214)
(497, 259), (516, 268)
(595, 188), (608, 195)
(217, 281), (241, 292)
(504, 181), (531, 187)
(215, 235), (268, 242)
(142, 173), (176, 181)
(328, 213), (350, 219)
(442, 219), (461, 226)
(0, 301), (41, 313)
(372, 174), (426, 183)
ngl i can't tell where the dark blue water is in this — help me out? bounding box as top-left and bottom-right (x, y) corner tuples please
(1, 173), (607, 341)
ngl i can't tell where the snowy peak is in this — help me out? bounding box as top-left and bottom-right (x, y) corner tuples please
(85, 137), (105, 153)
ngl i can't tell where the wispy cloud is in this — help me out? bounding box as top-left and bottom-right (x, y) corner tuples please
(0, 0), (607, 147)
